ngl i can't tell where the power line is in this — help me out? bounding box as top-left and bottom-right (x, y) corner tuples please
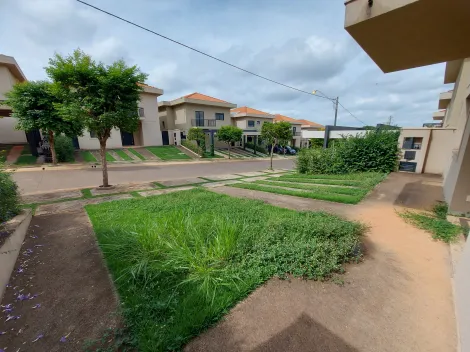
(76, 0), (332, 101)
(337, 102), (366, 125)
(75, 0), (364, 124)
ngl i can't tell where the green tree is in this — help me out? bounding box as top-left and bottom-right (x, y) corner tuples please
(261, 122), (293, 169)
(216, 125), (243, 159)
(46, 49), (146, 187)
(5, 81), (83, 165)
(187, 127), (206, 155)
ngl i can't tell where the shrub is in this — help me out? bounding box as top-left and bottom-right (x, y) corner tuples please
(297, 128), (400, 174)
(0, 167), (20, 223)
(245, 142), (267, 154)
(54, 135), (75, 162)
(182, 139), (203, 156)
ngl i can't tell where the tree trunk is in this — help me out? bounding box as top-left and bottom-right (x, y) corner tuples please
(48, 130), (57, 165)
(99, 138), (109, 187)
(228, 143), (231, 159)
(270, 143), (275, 170)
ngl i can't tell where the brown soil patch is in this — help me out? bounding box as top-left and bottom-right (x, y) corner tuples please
(0, 211), (118, 352)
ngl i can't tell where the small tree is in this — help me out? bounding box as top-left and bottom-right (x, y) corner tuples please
(5, 81), (83, 165)
(261, 121), (293, 169)
(187, 127), (206, 155)
(217, 125), (243, 159)
(46, 49), (146, 187)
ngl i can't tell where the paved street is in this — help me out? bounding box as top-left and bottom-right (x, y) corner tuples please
(13, 159), (295, 194)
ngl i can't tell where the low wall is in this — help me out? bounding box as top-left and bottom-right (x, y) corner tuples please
(0, 209), (32, 302)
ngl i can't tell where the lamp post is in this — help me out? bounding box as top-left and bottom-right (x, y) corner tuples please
(312, 90), (339, 126)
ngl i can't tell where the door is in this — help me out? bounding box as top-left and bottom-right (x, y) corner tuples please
(72, 137), (80, 149)
(121, 131), (135, 146)
(161, 131), (169, 145)
(196, 111), (204, 127)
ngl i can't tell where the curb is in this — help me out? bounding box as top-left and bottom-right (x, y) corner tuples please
(0, 209), (33, 303)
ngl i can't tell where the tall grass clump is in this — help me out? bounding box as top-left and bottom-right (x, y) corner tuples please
(0, 164), (20, 223)
(87, 189), (364, 351)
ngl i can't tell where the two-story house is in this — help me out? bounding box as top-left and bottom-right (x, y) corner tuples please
(0, 54), (164, 151)
(231, 107), (275, 146)
(273, 114), (304, 147)
(158, 92), (237, 148)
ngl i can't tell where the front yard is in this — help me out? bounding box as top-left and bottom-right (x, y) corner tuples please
(86, 188), (364, 351)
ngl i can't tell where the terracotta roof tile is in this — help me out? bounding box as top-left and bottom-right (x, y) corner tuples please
(296, 119), (324, 128)
(137, 82), (157, 89)
(274, 114), (300, 123)
(184, 92), (231, 104)
(231, 106), (273, 116)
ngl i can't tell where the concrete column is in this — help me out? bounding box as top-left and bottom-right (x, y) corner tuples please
(253, 135), (257, 155)
(210, 130), (215, 156)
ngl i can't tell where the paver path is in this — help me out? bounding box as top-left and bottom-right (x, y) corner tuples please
(188, 173), (457, 352)
(133, 147), (160, 160)
(6, 145), (24, 164)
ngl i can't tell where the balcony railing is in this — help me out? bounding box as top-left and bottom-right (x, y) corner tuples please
(293, 132), (301, 137)
(191, 119), (217, 127)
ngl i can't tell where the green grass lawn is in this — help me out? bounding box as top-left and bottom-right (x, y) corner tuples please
(114, 149), (133, 161)
(202, 152), (223, 159)
(128, 148), (146, 160)
(86, 189), (363, 351)
(81, 151), (98, 162)
(146, 146), (191, 160)
(14, 155), (37, 165)
(230, 172), (387, 204)
(106, 152), (116, 162)
(20, 146), (31, 155)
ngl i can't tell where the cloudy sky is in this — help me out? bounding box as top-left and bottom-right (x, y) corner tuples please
(0, 0), (453, 127)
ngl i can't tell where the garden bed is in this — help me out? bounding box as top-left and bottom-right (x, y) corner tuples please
(86, 188), (364, 351)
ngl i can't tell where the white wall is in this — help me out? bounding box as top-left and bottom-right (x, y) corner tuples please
(0, 66), (18, 100)
(77, 128), (122, 150)
(423, 129), (457, 174)
(140, 93), (163, 146)
(0, 117), (27, 143)
(398, 128), (431, 174)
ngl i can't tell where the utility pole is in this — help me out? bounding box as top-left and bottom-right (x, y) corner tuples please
(334, 97), (339, 126)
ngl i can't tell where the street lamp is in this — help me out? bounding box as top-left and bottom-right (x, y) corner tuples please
(312, 90), (339, 126)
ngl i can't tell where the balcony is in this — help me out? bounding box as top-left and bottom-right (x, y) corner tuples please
(293, 132), (302, 137)
(438, 91), (453, 110)
(433, 110), (446, 121)
(344, 0), (470, 73)
(191, 119), (217, 127)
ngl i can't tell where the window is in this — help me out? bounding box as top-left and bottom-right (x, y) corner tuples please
(256, 121), (261, 125)
(215, 113), (224, 121)
(402, 137), (423, 150)
(404, 151), (416, 160)
(293, 127), (297, 133)
(89, 130), (97, 138)
(248, 120), (255, 128)
(138, 107), (145, 117)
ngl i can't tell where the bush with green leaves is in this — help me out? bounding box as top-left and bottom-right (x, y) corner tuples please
(182, 139), (203, 156)
(297, 128), (400, 174)
(54, 135), (75, 162)
(0, 168), (20, 223)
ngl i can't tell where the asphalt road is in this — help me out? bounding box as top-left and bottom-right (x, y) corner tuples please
(13, 159), (295, 194)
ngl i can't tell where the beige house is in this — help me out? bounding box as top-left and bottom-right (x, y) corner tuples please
(272, 114), (303, 147)
(344, 1), (470, 349)
(0, 54), (164, 150)
(158, 92), (237, 148)
(231, 107), (275, 147)
(0, 55), (28, 145)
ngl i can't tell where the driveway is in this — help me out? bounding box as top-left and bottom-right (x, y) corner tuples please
(13, 158), (295, 194)
(187, 173), (457, 352)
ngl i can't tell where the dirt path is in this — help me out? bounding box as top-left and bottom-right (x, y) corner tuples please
(0, 211), (118, 352)
(187, 173), (457, 352)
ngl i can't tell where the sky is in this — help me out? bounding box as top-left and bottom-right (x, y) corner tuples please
(0, 0), (453, 127)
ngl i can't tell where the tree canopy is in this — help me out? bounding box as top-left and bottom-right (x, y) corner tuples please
(46, 49), (147, 186)
(261, 121), (293, 169)
(217, 125), (243, 159)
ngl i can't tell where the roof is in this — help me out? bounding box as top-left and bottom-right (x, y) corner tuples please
(274, 114), (301, 124)
(296, 119), (324, 128)
(137, 82), (164, 95)
(184, 92), (230, 104)
(231, 106), (273, 116)
(0, 54), (27, 82)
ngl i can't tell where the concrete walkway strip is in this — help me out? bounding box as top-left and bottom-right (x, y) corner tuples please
(0, 209), (32, 301)
(90, 182), (156, 196)
(22, 189), (83, 204)
(139, 186), (195, 197)
(235, 171), (268, 177)
(134, 147), (160, 160)
(109, 150), (123, 161)
(202, 180), (242, 188)
(123, 149), (141, 161)
(203, 174), (241, 181)
(262, 180), (359, 189)
(35, 194), (133, 215)
(159, 177), (206, 187)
